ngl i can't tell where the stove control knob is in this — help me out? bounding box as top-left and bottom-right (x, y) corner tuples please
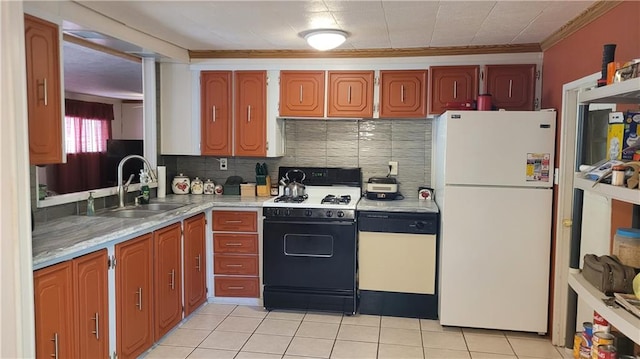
(325, 211), (333, 218)
(304, 209), (313, 217)
(274, 209), (281, 216)
(415, 221), (425, 229)
(337, 211), (345, 218)
(285, 209), (292, 216)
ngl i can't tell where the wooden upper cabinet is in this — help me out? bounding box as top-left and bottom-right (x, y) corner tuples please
(74, 250), (109, 359)
(380, 70), (428, 118)
(116, 234), (153, 359)
(184, 214), (207, 317)
(34, 261), (75, 359)
(235, 71), (267, 157)
(24, 15), (63, 165)
(201, 71), (232, 156)
(429, 65), (479, 115)
(279, 70), (325, 117)
(484, 64), (536, 111)
(153, 223), (182, 341)
(327, 71), (374, 118)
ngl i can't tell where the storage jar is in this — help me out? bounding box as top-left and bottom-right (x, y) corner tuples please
(613, 228), (640, 268)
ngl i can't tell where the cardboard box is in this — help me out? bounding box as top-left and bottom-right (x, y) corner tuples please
(607, 112), (624, 160)
(623, 111), (640, 160)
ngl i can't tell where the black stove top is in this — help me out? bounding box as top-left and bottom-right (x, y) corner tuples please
(274, 194), (308, 203)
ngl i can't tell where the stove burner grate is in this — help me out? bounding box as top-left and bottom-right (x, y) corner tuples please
(321, 194), (352, 205)
(274, 194), (308, 203)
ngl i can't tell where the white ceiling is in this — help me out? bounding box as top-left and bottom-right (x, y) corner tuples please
(63, 0), (598, 100)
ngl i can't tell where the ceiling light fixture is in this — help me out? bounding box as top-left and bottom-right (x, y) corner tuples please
(302, 29), (348, 51)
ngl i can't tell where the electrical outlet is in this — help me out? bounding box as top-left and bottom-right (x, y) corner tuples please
(219, 158), (228, 170)
(389, 161), (398, 175)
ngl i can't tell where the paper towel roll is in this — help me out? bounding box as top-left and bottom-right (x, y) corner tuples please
(157, 166), (166, 198)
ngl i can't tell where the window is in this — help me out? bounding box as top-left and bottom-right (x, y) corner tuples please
(64, 99), (114, 154)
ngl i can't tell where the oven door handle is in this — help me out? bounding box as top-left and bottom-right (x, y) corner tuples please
(264, 220), (355, 226)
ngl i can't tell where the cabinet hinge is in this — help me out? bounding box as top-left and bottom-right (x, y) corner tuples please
(266, 76), (270, 85)
(266, 141), (269, 151)
(112, 351), (117, 359)
(534, 98), (540, 110)
(108, 255), (116, 269)
(206, 287), (209, 294)
(535, 70), (541, 80)
(373, 103), (379, 113)
(374, 76), (379, 85)
(480, 70), (484, 80)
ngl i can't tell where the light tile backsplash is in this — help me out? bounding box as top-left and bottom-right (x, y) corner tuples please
(165, 119), (433, 199)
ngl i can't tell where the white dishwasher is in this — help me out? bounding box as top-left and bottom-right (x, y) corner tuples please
(358, 210), (439, 319)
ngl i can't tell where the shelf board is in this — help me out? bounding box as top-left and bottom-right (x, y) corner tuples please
(568, 272), (640, 344)
(574, 175), (640, 205)
(578, 77), (640, 104)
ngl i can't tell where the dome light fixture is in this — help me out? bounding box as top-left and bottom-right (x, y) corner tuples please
(302, 29), (348, 51)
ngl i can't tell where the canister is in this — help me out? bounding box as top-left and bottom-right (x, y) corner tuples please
(593, 311), (610, 333)
(592, 332), (615, 359)
(477, 94), (492, 111)
(613, 228), (640, 268)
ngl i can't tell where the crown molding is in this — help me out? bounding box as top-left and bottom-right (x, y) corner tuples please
(540, 1), (622, 51)
(189, 43), (542, 60)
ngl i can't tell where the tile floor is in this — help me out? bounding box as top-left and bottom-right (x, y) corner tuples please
(143, 303), (573, 359)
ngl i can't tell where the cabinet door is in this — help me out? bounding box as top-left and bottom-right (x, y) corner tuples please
(279, 70), (325, 117)
(429, 65), (479, 115)
(34, 261), (74, 359)
(184, 214), (207, 317)
(485, 64), (536, 111)
(74, 250), (109, 359)
(201, 71), (232, 156)
(153, 223), (182, 340)
(24, 15), (62, 165)
(116, 234), (153, 359)
(327, 71), (374, 118)
(380, 70), (428, 118)
(235, 71), (267, 156)
(214, 254), (259, 275)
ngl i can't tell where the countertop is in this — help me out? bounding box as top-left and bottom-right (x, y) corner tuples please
(32, 194), (438, 270)
(356, 198), (439, 213)
(32, 195), (268, 270)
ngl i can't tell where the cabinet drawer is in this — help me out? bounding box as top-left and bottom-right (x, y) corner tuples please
(214, 276), (259, 297)
(212, 211), (257, 232)
(214, 254), (258, 275)
(214, 234), (258, 253)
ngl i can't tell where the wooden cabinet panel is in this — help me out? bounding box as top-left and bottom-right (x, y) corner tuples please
(327, 71), (374, 118)
(235, 71), (267, 156)
(24, 15), (62, 165)
(74, 250), (109, 359)
(34, 261), (75, 359)
(184, 214), (207, 317)
(116, 234), (153, 359)
(214, 254), (258, 275)
(214, 234), (258, 254)
(380, 70), (428, 118)
(214, 277), (260, 297)
(201, 71), (232, 156)
(429, 65), (479, 115)
(485, 64), (536, 111)
(279, 70), (325, 117)
(153, 223), (182, 340)
(213, 211), (257, 232)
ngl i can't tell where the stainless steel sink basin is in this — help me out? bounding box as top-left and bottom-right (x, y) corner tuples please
(97, 203), (185, 218)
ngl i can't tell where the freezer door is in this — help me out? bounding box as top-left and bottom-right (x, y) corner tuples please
(443, 111), (556, 187)
(439, 185), (551, 332)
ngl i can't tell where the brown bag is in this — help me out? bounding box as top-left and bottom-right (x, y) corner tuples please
(583, 254), (636, 295)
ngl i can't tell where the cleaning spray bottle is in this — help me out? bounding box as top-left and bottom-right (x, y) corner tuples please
(140, 169), (150, 204)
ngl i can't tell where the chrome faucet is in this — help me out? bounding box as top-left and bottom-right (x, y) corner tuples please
(117, 155), (157, 208)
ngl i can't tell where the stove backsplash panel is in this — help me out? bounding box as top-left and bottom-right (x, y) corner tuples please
(163, 119), (432, 199)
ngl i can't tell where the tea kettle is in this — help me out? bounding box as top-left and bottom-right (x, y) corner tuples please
(284, 169), (306, 197)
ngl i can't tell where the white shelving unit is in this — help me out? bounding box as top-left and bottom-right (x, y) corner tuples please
(568, 272), (640, 344)
(570, 77), (640, 346)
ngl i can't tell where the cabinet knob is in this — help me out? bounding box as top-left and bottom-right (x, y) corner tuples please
(562, 219), (573, 227)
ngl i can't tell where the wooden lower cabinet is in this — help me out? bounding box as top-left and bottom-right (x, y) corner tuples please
(184, 213), (207, 316)
(153, 223), (182, 340)
(116, 234), (153, 359)
(34, 261), (75, 359)
(74, 250), (109, 359)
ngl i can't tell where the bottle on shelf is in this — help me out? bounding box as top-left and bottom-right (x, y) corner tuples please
(87, 191), (95, 216)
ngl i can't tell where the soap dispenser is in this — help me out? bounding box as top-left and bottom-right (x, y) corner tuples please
(140, 169), (150, 204)
(87, 192), (95, 216)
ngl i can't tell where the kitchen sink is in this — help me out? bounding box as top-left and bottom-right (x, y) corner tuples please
(97, 203), (185, 218)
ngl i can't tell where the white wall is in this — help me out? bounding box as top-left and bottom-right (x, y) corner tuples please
(0, 1), (36, 356)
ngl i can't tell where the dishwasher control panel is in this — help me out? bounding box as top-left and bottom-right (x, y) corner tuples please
(357, 211), (438, 235)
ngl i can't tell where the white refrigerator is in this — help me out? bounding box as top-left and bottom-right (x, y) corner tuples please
(434, 110), (556, 334)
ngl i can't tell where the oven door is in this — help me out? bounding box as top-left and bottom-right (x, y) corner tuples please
(263, 218), (356, 290)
